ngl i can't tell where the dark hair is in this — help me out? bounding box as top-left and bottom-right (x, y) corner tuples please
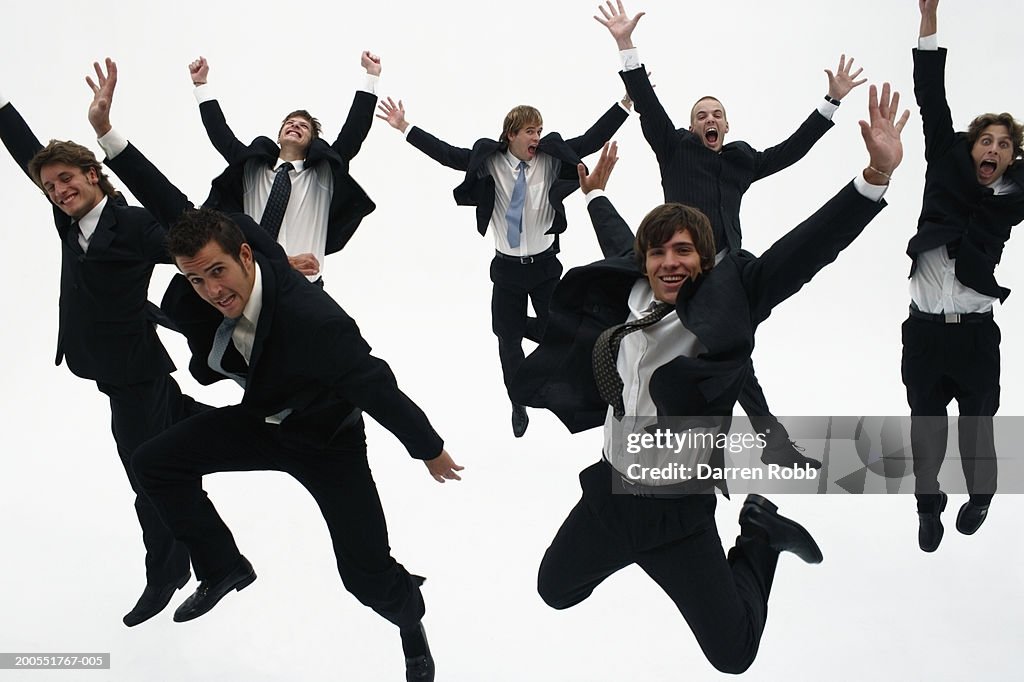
(634, 203), (717, 273)
(278, 109), (322, 139)
(690, 96), (727, 125)
(967, 112), (1024, 162)
(28, 140), (119, 198)
(500, 105), (542, 144)
(167, 208), (246, 263)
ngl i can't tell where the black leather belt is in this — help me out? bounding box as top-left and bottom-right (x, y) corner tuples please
(909, 305), (993, 324)
(494, 245), (559, 265)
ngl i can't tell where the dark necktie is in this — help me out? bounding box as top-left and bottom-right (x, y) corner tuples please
(260, 162), (294, 240)
(208, 316), (247, 389)
(505, 160), (528, 248)
(592, 301), (675, 419)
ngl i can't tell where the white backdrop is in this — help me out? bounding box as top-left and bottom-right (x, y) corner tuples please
(1, 1), (1021, 680)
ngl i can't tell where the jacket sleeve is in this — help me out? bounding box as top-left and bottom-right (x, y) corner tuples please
(564, 103), (630, 158)
(331, 90), (376, 162)
(199, 99), (250, 164)
(750, 110), (834, 182)
(913, 47), (956, 162)
(104, 141), (193, 231)
(587, 195), (636, 259)
(619, 67), (686, 164)
(406, 126), (473, 171)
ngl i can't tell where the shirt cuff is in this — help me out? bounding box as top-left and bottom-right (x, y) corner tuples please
(853, 172), (887, 202)
(97, 128), (129, 160)
(816, 98), (839, 121)
(193, 83), (216, 104)
(620, 48), (641, 71)
(918, 34), (938, 51)
(359, 73), (379, 96)
(584, 188), (606, 204)
(403, 125), (416, 140)
(616, 101), (631, 114)
(0, 93), (9, 109)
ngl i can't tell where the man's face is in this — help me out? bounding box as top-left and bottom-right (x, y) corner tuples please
(278, 116), (314, 153)
(644, 228), (704, 305)
(689, 98), (729, 152)
(38, 162), (105, 219)
(176, 240), (256, 319)
(971, 123), (1015, 186)
(507, 122), (542, 161)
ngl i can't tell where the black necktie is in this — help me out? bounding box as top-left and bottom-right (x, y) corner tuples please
(260, 162), (294, 240)
(592, 301), (674, 419)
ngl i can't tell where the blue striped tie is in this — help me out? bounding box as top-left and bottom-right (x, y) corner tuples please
(505, 161), (528, 248)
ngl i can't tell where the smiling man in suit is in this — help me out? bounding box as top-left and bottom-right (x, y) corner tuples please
(376, 92), (629, 437)
(0, 94), (205, 628)
(596, 1), (868, 468)
(87, 58), (459, 682)
(187, 52), (379, 284)
(513, 78), (907, 672)
(905, 0), (1024, 552)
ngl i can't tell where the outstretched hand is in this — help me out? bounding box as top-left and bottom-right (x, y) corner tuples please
(361, 50), (381, 76)
(425, 449), (464, 484)
(189, 56), (209, 86)
(824, 54), (866, 101)
(858, 83), (911, 184)
(594, 0), (645, 50)
(375, 97), (408, 133)
(86, 57), (117, 137)
(578, 141), (619, 194)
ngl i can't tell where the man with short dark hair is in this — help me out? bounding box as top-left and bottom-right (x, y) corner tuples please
(0, 92), (205, 628)
(188, 52), (379, 284)
(905, 0), (1024, 552)
(513, 78), (907, 672)
(87, 58), (459, 682)
(376, 93), (629, 437)
(596, 1), (868, 467)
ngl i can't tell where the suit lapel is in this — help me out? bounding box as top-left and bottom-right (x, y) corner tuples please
(86, 202), (119, 255)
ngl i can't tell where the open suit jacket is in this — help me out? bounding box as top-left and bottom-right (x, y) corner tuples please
(0, 102), (174, 385)
(621, 67), (834, 253)
(200, 91), (376, 255)
(406, 103), (629, 237)
(907, 48), (1024, 303)
(104, 141), (442, 459)
(511, 182), (885, 438)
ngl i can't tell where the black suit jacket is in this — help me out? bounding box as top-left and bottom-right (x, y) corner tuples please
(621, 67), (834, 253)
(406, 103), (629, 236)
(104, 141), (442, 460)
(906, 48), (1024, 302)
(0, 102), (175, 384)
(511, 182), (885, 434)
(200, 91), (376, 255)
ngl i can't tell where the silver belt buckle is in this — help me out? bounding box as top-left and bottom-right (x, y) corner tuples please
(944, 313), (961, 324)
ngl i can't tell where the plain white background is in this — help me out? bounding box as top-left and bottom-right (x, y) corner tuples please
(1, 1), (1021, 680)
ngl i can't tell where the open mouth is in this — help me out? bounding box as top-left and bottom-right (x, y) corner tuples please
(704, 128), (719, 145)
(979, 159), (998, 176)
(527, 144), (538, 155)
(214, 294), (236, 310)
(660, 274), (687, 285)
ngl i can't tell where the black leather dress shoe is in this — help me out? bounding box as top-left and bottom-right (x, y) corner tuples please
(956, 500), (990, 535)
(403, 623), (434, 682)
(123, 571), (191, 627)
(173, 556), (256, 623)
(512, 404), (529, 438)
(918, 491), (947, 552)
(739, 494), (823, 564)
(760, 438), (822, 469)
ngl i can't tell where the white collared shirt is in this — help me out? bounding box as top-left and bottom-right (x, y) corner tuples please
(76, 195), (109, 252)
(486, 149), (558, 257)
(231, 262), (263, 364)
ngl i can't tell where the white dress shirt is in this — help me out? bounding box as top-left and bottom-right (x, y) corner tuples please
(75, 196), (109, 252)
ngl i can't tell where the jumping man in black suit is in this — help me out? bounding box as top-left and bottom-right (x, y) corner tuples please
(513, 80), (908, 673)
(596, 1), (868, 467)
(906, 0), (1024, 552)
(187, 52), (378, 284)
(375, 92), (629, 437)
(0, 92), (205, 627)
(87, 59), (460, 682)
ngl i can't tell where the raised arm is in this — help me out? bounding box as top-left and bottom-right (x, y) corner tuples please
(913, 0), (955, 160)
(748, 83), (909, 319)
(377, 97), (473, 171)
(330, 51), (380, 162)
(579, 142), (635, 258)
(564, 102), (630, 159)
(188, 56), (249, 164)
(0, 98), (43, 179)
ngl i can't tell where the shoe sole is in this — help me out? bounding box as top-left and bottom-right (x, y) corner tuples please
(173, 570), (256, 623)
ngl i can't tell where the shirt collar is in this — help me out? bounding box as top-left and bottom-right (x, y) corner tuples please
(239, 262), (264, 326)
(503, 149), (529, 170)
(275, 158), (305, 173)
(77, 195), (109, 240)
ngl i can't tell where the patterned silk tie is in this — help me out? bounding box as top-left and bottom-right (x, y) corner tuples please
(592, 301), (675, 419)
(505, 160), (528, 249)
(208, 316), (247, 389)
(260, 161), (294, 240)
